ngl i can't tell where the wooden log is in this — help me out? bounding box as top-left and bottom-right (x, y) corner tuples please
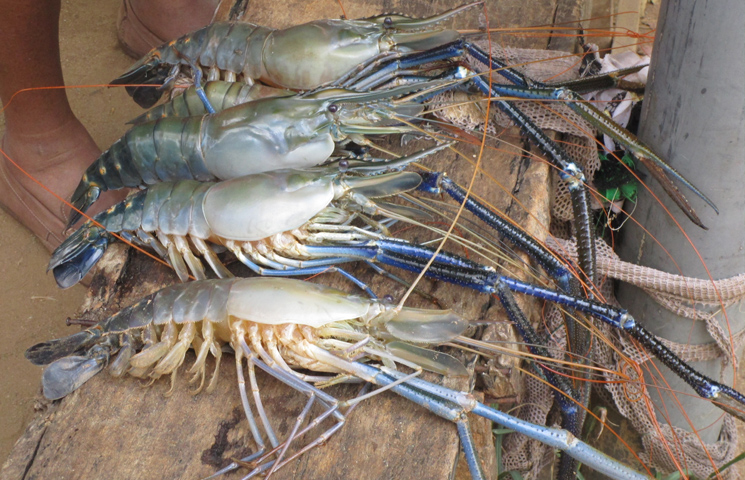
(0, 0), (587, 477)
(2, 137), (544, 480)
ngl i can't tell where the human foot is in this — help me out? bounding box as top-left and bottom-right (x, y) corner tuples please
(117, 0), (220, 58)
(0, 118), (128, 252)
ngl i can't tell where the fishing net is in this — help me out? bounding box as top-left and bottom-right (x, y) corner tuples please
(432, 42), (601, 227)
(547, 238), (744, 480)
(434, 44), (745, 479)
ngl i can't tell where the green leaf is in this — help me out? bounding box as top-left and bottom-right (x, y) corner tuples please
(620, 153), (636, 168)
(620, 181), (637, 201)
(495, 424), (503, 473)
(603, 187), (622, 202)
(707, 449), (745, 478)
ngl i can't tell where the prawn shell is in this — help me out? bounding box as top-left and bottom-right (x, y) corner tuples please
(262, 20), (383, 89)
(202, 170), (334, 241)
(227, 278), (372, 327)
(200, 98), (335, 179)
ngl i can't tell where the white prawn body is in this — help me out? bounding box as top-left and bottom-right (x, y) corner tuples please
(25, 277), (468, 399)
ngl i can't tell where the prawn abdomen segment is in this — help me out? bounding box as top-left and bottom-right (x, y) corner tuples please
(138, 23), (272, 84)
(142, 181), (213, 236)
(195, 23), (271, 80)
(119, 116), (211, 185)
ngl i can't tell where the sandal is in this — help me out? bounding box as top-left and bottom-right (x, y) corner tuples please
(116, 0), (223, 59)
(116, 0), (168, 59)
(0, 158), (67, 254)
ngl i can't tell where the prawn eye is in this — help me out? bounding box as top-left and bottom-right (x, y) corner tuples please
(338, 159), (349, 172)
(383, 17), (393, 27)
(328, 104), (338, 113)
(382, 294), (394, 304)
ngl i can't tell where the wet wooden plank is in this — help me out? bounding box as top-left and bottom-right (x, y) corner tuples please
(1, 0), (584, 478)
(4, 350), (478, 480)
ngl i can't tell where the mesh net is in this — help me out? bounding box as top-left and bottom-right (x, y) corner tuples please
(548, 237), (745, 480)
(433, 44), (745, 479)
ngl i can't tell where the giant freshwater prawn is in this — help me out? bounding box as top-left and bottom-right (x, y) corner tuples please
(3, 1), (743, 479)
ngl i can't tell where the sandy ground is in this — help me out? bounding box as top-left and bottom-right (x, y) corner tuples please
(0, 0), (142, 461)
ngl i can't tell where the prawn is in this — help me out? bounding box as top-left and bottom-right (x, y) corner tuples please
(26, 276), (650, 480)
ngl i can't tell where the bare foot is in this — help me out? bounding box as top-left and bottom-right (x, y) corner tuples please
(0, 117), (128, 252)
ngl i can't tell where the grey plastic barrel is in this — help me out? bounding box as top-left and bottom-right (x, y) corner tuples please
(616, 0), (745, 442)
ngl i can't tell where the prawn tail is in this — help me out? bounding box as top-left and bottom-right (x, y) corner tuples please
(67, 132), (149, 229)
(111, 56), (170, 108)
(41, 354), (109, 400)
(26, 323), (110, 400)
(49, 223), (111, 289)
(67, 182), (101, 230)
(25, 329), (102, 366)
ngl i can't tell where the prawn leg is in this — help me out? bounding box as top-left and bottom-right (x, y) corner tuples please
(353, 43), (598, 288)
(329, 239), (745, 423)
(309, 347), (651, 480)
(180, 55), (216, 114)
(464, 43), (718, 227)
